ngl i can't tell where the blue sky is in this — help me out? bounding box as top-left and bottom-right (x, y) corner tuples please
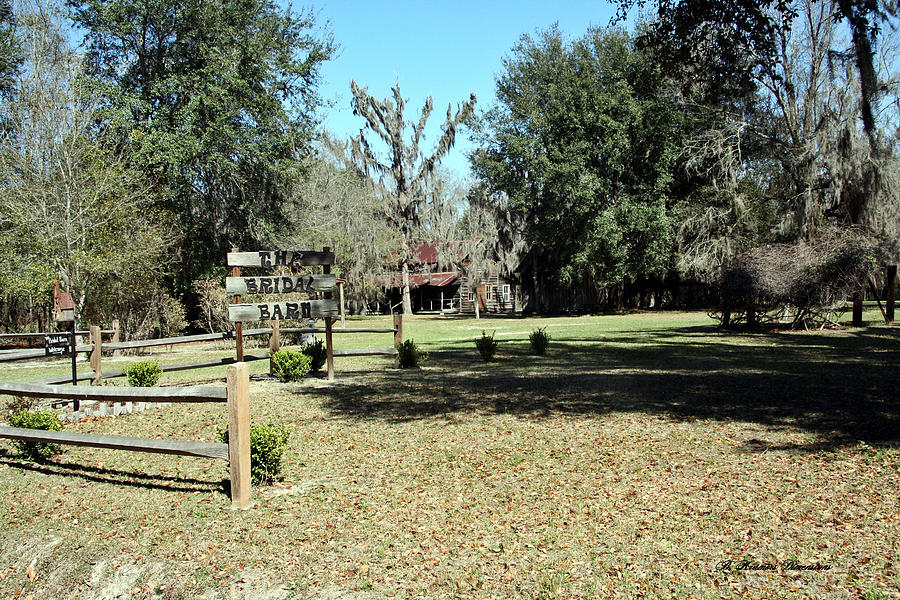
(306, 1), (629, 178)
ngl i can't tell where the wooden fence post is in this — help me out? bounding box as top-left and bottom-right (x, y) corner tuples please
(90, 326), (102, 386)
(338, 281), (346, 328)
(111, 319), (121, 358)
(325, 318), (335, 381)
(268, 321), (280, 375)
(393, 313), (403, 367)
(323, 247), (335, 381)
(227, 362), (251, 509)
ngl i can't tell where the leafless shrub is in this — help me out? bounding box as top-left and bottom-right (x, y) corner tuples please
(192, 277), (230, 334)
(713, 226), (893, 328)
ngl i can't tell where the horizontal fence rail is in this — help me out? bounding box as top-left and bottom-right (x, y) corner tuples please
(1, 315), (403, 383)
(0, 349), (47, 363)
(0, 381), (226, 403)
(0, 330), (114, 340)
(32, 353), (271, 385)
(332, 348), (397, 357)
(0, 427), (228, 460)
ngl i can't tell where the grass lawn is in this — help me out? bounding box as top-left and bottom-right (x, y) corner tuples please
(0, 311), (898, 599)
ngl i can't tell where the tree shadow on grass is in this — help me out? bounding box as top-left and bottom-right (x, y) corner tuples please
(310, 325), (900, 452)
(0, 453), (226, 495)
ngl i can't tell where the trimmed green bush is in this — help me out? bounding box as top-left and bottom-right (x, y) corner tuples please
(397, 339), (427, 368)
(476, 330), (498, 361)
(218, 421), (292, 485)
(301, 339), (328, 373)
(7, 409), (63, 460)
(270, 349), (312, 382)
(529, 327), (551, 355)
(125, 360), (162, 387)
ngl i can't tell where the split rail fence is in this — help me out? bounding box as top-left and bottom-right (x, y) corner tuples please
(1, 248), (402, 392)
(0, 317), (403, 387)
(0, 363), (252, 508)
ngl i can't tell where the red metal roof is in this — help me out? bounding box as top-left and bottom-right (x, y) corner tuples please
(53, 282), (75, 310)
(408, 242), (440, 266)
(380, 271), (458, 288)
(404, 241), (472, 266)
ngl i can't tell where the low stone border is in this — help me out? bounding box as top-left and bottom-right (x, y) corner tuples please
(57, 401), (173, 423)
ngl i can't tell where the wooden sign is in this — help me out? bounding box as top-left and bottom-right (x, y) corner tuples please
(44, 333), (71, 356)
(228, 299), (339, 322)
(225, 274), (336, 296)
(227, 250), (334, 268)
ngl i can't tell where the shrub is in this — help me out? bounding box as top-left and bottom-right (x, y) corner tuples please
(476, 330), (498, 361)
(270, 349), (312, 382)
(125, 360), (162, 387)
(7, 409), (63, 460)
(713, 225), (894, 329)
(301, 339), (328, 373)
(396, 339), (427, 368)
(529, 327), (551, 355)
(219, 422), (291, 485)
(192, 276), (230, 333)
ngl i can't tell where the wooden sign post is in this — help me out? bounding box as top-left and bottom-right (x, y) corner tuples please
(52, 282), (79, 408)
(232, 264), (244, 362)
(226, 249), (337, 378)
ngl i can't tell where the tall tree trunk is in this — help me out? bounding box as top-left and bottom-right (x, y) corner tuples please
(852, 288), (864, 326)
(532, 252), (541, 315)
(401, 261), (412, 315)
(836, 0), (880, 153)
(886, 265), (897, 324)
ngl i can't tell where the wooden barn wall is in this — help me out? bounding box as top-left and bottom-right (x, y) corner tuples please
(457, 273), (517, 314)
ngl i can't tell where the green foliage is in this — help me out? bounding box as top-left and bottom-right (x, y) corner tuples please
(301, 339), (327, 373)
(218, 421), (291, 485)
(396, 339), (427, 368)
(270, 349), (312, 382)
(72, 0), (336, 292)
(471, 27), (678, 291)
(7, 409), (63, 460)
(0, 0), (179, 337)
(529, 327), (551, 355)
(475, 330), (498, 361)
(125, 360), (162, 387)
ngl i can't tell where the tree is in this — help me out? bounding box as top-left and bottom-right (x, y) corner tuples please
(631, 0), (900, 325)
(71, 0), (335, 296)
(0, 0), (179, 336)
(614, 0), (899, 223)
(471, 27), (679, 308)
(0, 0), (19, 102)
(279, 152), (400, 313)
(327, 81), (476, 314)
(664, 1), (899, 264)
